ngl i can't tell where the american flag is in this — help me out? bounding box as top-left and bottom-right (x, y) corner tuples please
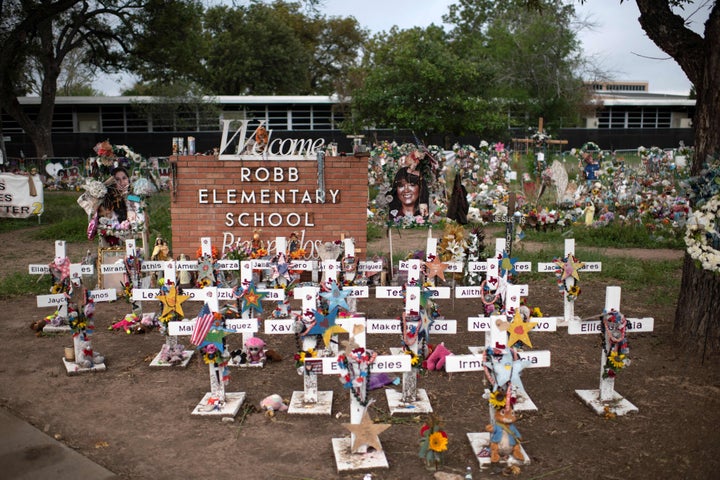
(191, 303), (214, 346)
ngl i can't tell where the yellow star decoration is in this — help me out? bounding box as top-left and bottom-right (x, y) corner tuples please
(424, 256), (448, 282)
(507, 311), (538, 348)
(322, 324), (348, 348)
(556, 255), (585, 282)
(342, 410), (391, 453)
(157, 286), (189, 321)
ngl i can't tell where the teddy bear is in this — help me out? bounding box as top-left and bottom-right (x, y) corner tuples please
(486, 409), (524, 463)
(74, 339), (105, 368)
(159, 343), (186, 364)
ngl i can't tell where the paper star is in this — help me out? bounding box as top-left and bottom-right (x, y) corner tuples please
(308, 307), (339, 337)
(238, 282), (266, 313)
(342, 410), (391, 453)
(197, 258), (215, 286)
(499, 251), (518, 277)
(555, 254), (585, 282)
(201, 319), (231, 351)
(320, 282), (351, 312)
(157, 285), (190, 321)
(322, 324), (348, 348)
(485, 349), (530, 392)
(424, 256), (448, 282)
(507, 311), (538, 348)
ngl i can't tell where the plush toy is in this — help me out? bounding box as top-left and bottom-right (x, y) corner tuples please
(486, 409), (524, 463)
(159, 343), (186, 364)
(110, 313), (139, 334)
(424, 342), (453, 371)
(75, 339), (105, 368)
(244, 337), (266, 365)
(260, 394), (288, 416)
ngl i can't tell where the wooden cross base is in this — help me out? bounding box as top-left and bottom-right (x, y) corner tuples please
(62, 358), (106, 375)
(191, 392), (245, 417)
(149, 349), (194, 368)
(575, 389), (639, 416)
(467, 432), (531, 468)
(332, 438), (389, 472)
(287, 391), (333, 415)
(385, 388), (433, 415)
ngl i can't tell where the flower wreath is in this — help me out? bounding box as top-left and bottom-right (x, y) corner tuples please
(684, 194), (720, 273)
(600, 310), (629, 378)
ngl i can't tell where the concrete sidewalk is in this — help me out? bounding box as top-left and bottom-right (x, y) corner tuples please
(0, 407), (117, 480)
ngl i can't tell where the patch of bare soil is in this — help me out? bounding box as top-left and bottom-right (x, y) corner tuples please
(0, 227), (717, 480)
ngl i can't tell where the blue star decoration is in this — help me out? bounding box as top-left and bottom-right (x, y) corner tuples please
(484, 348), (531, 395)
(234, 281), (266, 313)
(320, 281), (351, 313)
(307, 306), (339, 337)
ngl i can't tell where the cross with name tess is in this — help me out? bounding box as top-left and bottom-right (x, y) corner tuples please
(30, 240), (116, 333)
(369, 234), (459, 413)
(570, 285), (654, 416)
(536, 238), (602, 326)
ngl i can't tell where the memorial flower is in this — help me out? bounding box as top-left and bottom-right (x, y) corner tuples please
(419, 417), (448, 469)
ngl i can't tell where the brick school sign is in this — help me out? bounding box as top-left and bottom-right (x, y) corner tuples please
(170, 123), (368, 257)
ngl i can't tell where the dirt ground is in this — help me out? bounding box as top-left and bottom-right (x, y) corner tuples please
(1, 228), (719, 480)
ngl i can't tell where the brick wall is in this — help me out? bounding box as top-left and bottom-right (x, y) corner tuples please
(169, 155), (368, 258)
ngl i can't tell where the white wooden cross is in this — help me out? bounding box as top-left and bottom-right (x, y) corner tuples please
(571, 286), (654, 416)
(459, 238), (532, 312)
(185, 287), (248, 418)
(328, 322), (410, 472)
(536, 239), (602, 326)
(457, 284), (554, 412)
(30, 240), (114, 334)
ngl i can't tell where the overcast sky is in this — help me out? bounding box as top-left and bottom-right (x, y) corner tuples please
(96, 0), (709, 95)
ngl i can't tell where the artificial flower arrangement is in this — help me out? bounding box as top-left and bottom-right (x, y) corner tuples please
(294, 347), (317, 370)
(418, 416), (449, 470)
(601, 310), (630, 378)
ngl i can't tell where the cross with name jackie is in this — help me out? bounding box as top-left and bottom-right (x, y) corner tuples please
(453, 283), (554, 412)
(571, 285), (654, 416)
(536, 238), (602, 326)
(329, 318), (411, 472)
(30, 240), (115, 334)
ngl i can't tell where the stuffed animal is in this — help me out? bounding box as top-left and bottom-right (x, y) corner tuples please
(74, 339), (105, 368)
(244, 337), (266, 365)
(159, 343), (186, 364)
(424, 342), (453, 371)
(486, 409), (524, 463)
(260, 394), (288, 417)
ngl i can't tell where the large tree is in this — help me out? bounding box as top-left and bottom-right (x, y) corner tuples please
(350, 25), (507, 142)
(444, 0), (589, 131)
(621, 0), (719, 356)
(0, 0), (140, 158)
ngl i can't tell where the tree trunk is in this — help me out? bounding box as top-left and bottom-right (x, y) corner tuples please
(635, 1), (720, 356)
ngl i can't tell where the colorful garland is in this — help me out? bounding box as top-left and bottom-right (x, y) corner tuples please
(601, 310), (629, 378)
(337, 346), (376, 406)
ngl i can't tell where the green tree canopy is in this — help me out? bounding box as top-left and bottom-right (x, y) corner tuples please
(350, 25), (506, 141)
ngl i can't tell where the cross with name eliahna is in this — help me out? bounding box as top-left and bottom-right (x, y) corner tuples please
(570, 285), (654, 416)
(30, 240), (115, 334)
(536, 238), (602, 327)
(328, 318), (410, 473)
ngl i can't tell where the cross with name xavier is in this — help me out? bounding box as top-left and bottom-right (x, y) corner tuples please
(536, 238), (601, 326)
(571, 285), (654, 416)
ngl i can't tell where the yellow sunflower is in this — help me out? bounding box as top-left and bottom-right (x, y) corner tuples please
(608, 351), (626, 369)
(428, 431), (448, 452)
(489, 390), (506, 409)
